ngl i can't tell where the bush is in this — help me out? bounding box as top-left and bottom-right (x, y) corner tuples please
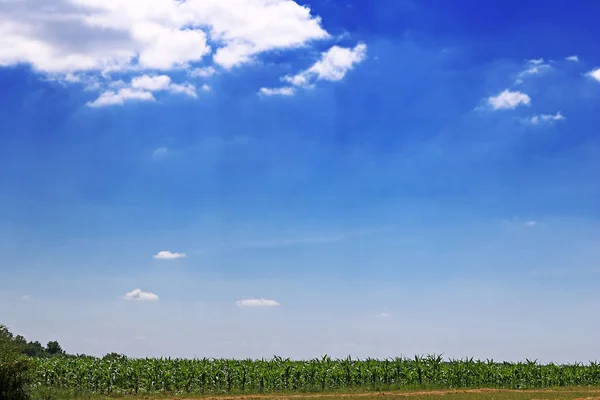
(1, 325), (33, 400)
(0, 357), (32, 400)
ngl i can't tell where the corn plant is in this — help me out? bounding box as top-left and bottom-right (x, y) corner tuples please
(30, 355), (600, 396)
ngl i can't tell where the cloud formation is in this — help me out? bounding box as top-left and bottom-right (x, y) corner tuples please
(259, 87), (296, 96)
(284, 42), (367, 87)
(519, 59), (551, 77)
(259, 42), (367, 96)
(87, 88), (155, 107)
(488, 89), (531, 110)
(0, 0), (328, 73)
(123, 289), (159, 301)
(587, 68), (600, 82)
(525, 112), (565, 125)
(0, 0), (335, 103)
(153, 251), (186, 260)
(565, 55), (579, 62)
(236, 298), (281, 308)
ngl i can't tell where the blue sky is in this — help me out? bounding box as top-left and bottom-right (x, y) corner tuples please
(1, 0), (599, 362)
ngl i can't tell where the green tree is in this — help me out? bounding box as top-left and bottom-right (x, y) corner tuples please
(0, 325), (32, 400)
(46, 341), (64, 356)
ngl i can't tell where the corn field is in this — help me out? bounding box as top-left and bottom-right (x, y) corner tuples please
(31, 356), (600, 395)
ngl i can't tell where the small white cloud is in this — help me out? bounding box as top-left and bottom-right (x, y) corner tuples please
(152, 147), (168, 159)
(516, 59), (551, 81)
(524, 112), (565, 125)
(169, 83), (197, 98)
(21, 295), (32, 301)
(487, 89), (531, 110)
(131, 75), (172, 91)
(131, 75), (197, 97)
(123, 289), (159, 301)
(153, 250), (186, 260)
(259, 87), (296, 96)
(236, 298), (281, 308)
(283, 42), (367, 89)
(525, 221), (537, 227)
(587, 68), (600, 82)
(565, 55), (579, 62)
(201, 84), (211, 92)
(377, 312), (390, 318)
(190, 66), (217, 78)
(520, 65), (550, 76)
(87, 88), (155, 107)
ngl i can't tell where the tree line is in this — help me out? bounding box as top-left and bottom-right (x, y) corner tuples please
(0, 325), (65, 358)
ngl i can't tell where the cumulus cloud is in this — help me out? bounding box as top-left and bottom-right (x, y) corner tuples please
(236, 298), (281, 308)
(524, 112), (565, 125)
(283, 42), (367, 88)
(132, 75), (197, 97)
(259, 87), (296, 96)
(88, 74), (197, 106)
(190, 66), (217, 78)
(0, 0), (328, 73)
(87, 88), (155, 107)
(131, 75), (172, 91)
(153, 250), (186, 260)
(123, 289), (159, 301)
(565, 55), (579, 62)
(587, 68), (600, 82)
(0, 0), (334, 104)
(487, 89), (531, 110)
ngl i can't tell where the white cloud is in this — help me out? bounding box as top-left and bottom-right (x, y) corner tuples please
(152, 147), (168, 159)
(376, 312), (390, 318)
(153, 250), (186, 260)
(0, 0), (335, 105)
(565, 55), (579, 62)
(587, 68), (600, 82)
(190, 66), (217, 78)
(21, 295), (32, 301)
(87, 88), (155, 107)
(0, 0), (328, 74)
(516, 59), (551, 81)
(123, 289), (159, 301)
(236, 298), (281, 308)
(487, 89), (531, 110)
(201, 84), (211, 92)
(525, 221), (538, 227)
(525, 112), (565, 125)
(168, 83), (197, 97)
(131, 75), (172, 91)
(259, 87), (296, 96)
(283, 42), (367, 88)
(131, 75), (197, 97)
